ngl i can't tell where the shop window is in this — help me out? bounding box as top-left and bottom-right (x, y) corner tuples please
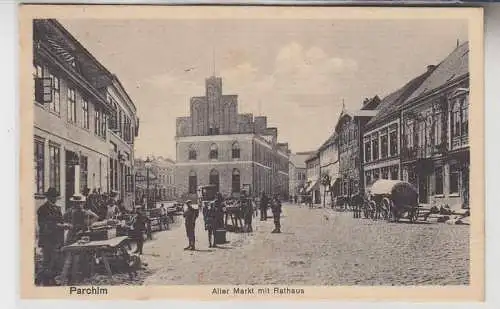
(435, 167), (443, 195)
(34, 138), (44, 195)
(450, 164), (460, 195)
(188, 171), (197, 194)
(381, 167), (389, 179)
(49, 143), (60, 194)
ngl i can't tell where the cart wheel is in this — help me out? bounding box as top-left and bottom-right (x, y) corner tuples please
(382, 198), (392, 222)
(410, 207), (419, 223)
(369, 201), (376, 220)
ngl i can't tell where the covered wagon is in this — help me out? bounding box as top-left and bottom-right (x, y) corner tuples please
(366, 179), (419, 223)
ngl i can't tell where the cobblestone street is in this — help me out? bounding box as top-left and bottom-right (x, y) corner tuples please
(138, 203), (469, 286)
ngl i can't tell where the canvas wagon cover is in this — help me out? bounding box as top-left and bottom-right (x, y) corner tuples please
(369, 179), (402, 195)
(369, 179), (418, 207)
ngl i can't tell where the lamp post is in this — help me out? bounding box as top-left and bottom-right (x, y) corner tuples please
(145, 157), (152, 209)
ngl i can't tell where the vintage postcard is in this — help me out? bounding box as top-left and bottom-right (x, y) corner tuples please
(19, 4), (484, 301)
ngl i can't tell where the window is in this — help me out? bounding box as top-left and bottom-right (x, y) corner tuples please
(433, 111), (442, 146)
(389, 125), (398, 157)
(381, 130), (388, 159)
(405, 120), (414, 149)
(67, 88), (76, 123)
(381, 167), (389, 179)
(209, 169), (220, 192)
(80, 155), (88, 192)
(188, 171), (197, 194)
(390, 166), (399, 180)
(81, 99), (89, 129)
(232, 142), (240, 159)
(373, 169), (380, 180)
(372, 133), (379, 161)
(364, 138), (371, 163)
(209, 143), (218, 160)
(461, 97), (469, 136)
(49, 73), (60, 114)
(365, 171), (372, 187)
(450, 164), (460, 195)
(49, 143), (60, 194)
(34, 138), (44, 195)
(452, 101), (461, 138)
(188, 145), (197, 160)
(101, 114), (107, 138)
(232, 169), (241, 193)
(435, 167), (443, 195)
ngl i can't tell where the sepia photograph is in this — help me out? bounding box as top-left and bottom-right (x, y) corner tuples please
(19, 5), (484, 300)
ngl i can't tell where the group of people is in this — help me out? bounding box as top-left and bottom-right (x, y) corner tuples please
(36, 187), (148, 286)
(182, 190), (284, 250)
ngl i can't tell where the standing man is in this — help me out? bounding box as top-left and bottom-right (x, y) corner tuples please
(259, 191), (269, 221)
(203, 201), (217, 248)
(271, 194), (282, 233)
(36, 187), (67, 286)
(64, 194), (99, 245)
(183, 200), (199, 251)
(131, 207), (148, 255)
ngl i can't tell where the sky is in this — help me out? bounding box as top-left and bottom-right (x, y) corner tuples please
(60, 19), (468, 160)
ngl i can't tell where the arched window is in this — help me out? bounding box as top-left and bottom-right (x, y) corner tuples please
(209, 169), (219, 193)
(232, 141), (240, 159)
(209, 143), (218, 160)
(188, 144), (197, 160)
(188, 170), (197, 194)
(232, 169), (241, 193)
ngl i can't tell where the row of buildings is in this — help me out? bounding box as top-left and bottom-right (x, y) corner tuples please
(175, 76), (290, 200)
(302, 42), (470, 209)
(33, 19), (140, 212)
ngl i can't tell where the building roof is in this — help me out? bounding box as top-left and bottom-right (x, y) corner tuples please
(406, 41), (469, 103)
(365, 68), (434, 129)
(304, 151), (320, 163)
(318, 133), (337, 152)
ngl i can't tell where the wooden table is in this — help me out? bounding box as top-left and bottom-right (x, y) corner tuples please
(60, 236), (131, 284)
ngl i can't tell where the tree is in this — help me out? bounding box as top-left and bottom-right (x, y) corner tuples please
(320, 173), (331, 208)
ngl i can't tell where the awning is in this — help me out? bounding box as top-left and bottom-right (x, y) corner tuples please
(331, 177), (341, 189)
(305, 178), (319, 193)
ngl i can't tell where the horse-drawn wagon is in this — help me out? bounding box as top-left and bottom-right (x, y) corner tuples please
(365, 179), (420, 223)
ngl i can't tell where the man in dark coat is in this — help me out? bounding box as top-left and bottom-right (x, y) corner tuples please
(259, 191), (269, 221)
(36, 187), (66, 285)
(131, 207), (148, 255)
(183, 200), (199, 250)
(271, 194), (282, 233)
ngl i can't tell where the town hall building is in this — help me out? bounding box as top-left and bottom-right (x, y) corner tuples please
(175, 76), (290, 200)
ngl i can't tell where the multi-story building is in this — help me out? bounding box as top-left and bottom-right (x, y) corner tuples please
(33, 19), (113, 211)
(134, 157), (177, 205)
(304, 151), (321, 204)
(106, 76), (139, 209)
(289, 151), (314, 202)
(175, 76), (290, 200)
(335, 97), (380, 198)
(362, 68), (434, 188)
(400, 42), (469, 208)
(33, 19), (139, 212)
(318, 133), (339, 207)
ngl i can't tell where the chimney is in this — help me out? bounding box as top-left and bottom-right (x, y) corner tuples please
(427, 65), (436, 72)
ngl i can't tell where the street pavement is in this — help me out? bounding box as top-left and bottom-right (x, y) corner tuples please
(137, 203), (469, 286)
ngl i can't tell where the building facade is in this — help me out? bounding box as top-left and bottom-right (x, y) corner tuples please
(175, 76), (290, 200)
(289, 151), (314, 202)
(304, 152), (321, 204)
(318, 133), (339, 207)
(400, 42), (470, 208)
(335, 97), (380, 198)
(134, 157), (176, 205)
(33, 19), (139, 212)
(362, 69), (433, 188)
(106, 77), (139, 209)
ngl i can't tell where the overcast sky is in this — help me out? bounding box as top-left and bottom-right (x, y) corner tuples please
(60, 19), (467, 160)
